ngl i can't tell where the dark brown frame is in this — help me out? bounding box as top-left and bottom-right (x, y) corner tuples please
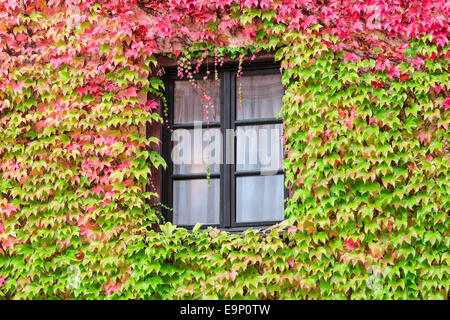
(162, 60), (286, 231)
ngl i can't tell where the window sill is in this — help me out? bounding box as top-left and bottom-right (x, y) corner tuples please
(181, 224), (286, 236)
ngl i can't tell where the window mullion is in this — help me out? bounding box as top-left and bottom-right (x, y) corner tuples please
(162, 79), (174, 224)
(221, 71), (231, 228)
(230, 72), (237, 227)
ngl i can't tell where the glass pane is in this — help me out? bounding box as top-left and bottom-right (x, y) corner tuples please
(174, 79), (220, 123)
(172, 128), (222, 174)
(173, 179), (220, 225)
(236, 73), (283, 120)
(236, 175), (284, 223)
(236, 124), (283, 172)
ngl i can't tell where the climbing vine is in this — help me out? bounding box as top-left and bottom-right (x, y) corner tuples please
(0, 0), (448, 299)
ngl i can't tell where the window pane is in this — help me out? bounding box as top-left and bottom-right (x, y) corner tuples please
(173, 179), (220, 225)
(172, 128), (221, 174)
(174, 79), (220, 123)
(236, 73), (283, 120)
(236, 124), (283, 172)
(236, 175), (284, 223)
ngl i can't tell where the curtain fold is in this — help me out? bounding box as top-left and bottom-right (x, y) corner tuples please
(237, 73), (283, 120)
(174, 80), (220, 123)
(236, 124), (283, 171)
(173, 179), (220, 225)
(236, 175), (284, 222)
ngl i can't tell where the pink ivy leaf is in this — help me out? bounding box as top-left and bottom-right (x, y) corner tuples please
(86, 205), (97, 214)
(78, 221), (98, 241)
(173, 49), (181, 58)
(344, 52), (358, 63)
(140, 100), (158, 111)
(343, 239), (360, 251)
(371, 81), (384, 89)
(170, 10), (183, 23)
(411, 57), (424, 68)
(241, 26), (256, 38)
(105, 83), (115, 92)
(387, 222), (394, 232)
(417, 129), (432, 145)
(287, 225), (297, 236)
(301, 15), (319, 29)
(434, 34), (448, 48)
(104, 281), (122, 295)
(369, 117), (378, 126)
(287, 259), (295, 268)
(125, 48), (139, 60)
(81, 160), (92, 170)
(2, 203), (16, 217)
(92, 185), (105, 196)
(443, 96), (450, 110)
(387, 66), (402, 79)
(1, 236), (16, 251)
(375, 58), (390, 72)
(430, 85), (444, 94)
(424, 51), (437, 61)
(123, 87), (138, 99)
(5, 0), (19, 10)
(260, 0), (271, 9)
(15, 33), (27, 43)
(87, 84), (101, 96)
(209, 228), (220, 238)
(12, 81), (26, 95)
(76, 86), (89, 96)
(179, 26), (191, 35)
(242, 0), (258, 7)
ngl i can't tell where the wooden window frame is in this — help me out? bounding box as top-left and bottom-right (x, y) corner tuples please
(162, 60), (287, 232)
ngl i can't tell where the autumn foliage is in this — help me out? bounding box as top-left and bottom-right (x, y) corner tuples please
(0, 0), (448, 299)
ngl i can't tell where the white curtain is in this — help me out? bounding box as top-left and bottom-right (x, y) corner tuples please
(172, 128), (222, 174)
(236, 175), (284, 222)
(237, 73), (283, 119)
(172, 73), (285, 225)
(235, 73), (284, 222)
(236, 124), (283, 171)
(173, 179), (220, 225)
(174, 80), (220, 123)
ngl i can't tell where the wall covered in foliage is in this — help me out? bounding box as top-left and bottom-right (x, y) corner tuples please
(0, 0), (448, 299)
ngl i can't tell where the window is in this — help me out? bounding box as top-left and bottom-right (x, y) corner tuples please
(162, 62), (285, 230)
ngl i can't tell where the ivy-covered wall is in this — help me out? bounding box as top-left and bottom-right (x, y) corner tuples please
(0, 0), (448, 299)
